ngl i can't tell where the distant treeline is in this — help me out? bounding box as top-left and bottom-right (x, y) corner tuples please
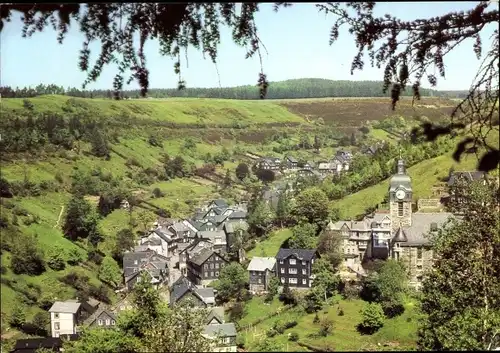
(0, 79), (469, 100)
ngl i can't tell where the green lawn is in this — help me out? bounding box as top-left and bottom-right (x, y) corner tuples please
(247, 228), (292, 258)
(240, 297), (419, 352)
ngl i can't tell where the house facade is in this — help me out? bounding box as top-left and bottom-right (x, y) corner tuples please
(187, 249), (229, 286)
(285, 156), (298, 170)
(83, 308), (117, 329)
(258, 157), (281, 171)
(122, 250), (169, 291)
(203, 323), (237, 352)
(247, 257), (276, 293)
(170, 276), (215, 308)
(275, 249), (319, 288)
(49, 301), (85, 337)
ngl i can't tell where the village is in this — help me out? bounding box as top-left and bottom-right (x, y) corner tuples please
(10, 145), (490, 353)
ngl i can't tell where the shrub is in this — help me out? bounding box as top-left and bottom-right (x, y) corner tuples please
(67, 248), (85, 266)
(288, 332), (299, 342)
(9, 305), (26, 328)
(125, 157), (141, 168)
(31, 312), (50, 336)
(47, 246), (66, 271)
(152, 188), (164, 198)
(313, 313), (320, 324)
(342, 283), (360, 300)
(338, 307), (345, 316)
(319, 318), (334, 337)
(284, 320), (298, 329)
(357, 302), (385, 335)
(88, 250), (104, 265)
(266, 328), (278, 337)
(381, 299), (405, 318)
(10, 236), (45, 276)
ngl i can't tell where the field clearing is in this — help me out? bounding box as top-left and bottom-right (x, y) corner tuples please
(279, 96), (455, 127)
(247, 228), (292, 258)
(2, 95), (306, 126)
(240, 296), (419, 351)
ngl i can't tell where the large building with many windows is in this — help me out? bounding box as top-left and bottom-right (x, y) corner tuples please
(328, 158), (454, 288)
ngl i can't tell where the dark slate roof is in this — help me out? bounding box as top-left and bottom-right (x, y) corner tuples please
(399, 213), (454, 246)
(122, 251), (168, 279)
(227, 210), (247, 219)
(190, 248), (216, 266)
(305, 160), (316, 168)
(276, 248), (317, 261)
(204, 323), (237, 337)
(13, 335), (79, 353)
(447, 171), (486, 186)
(286, 156), (298, 163)
(198, 230), (227, 243)
(212, 199), (229, 208)
(170, 276), (215, 305)
(142, 238), (162, 246)
(153, 227), (174, 243)
(393, 227), (408, 243)
(83, 307), (116, 326)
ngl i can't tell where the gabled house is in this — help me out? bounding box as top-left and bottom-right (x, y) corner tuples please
(179, 239), (214, 275)
(447, 171), (487, 187)
(49, 301), (93, 337)
(83, 307), (117, 329)
(302, 160), (315, 170)
(203, 323), (237, 353)
(247, 257), (276, 293)
(197, 230), (228, 253)
(333, 150), (352, 172)
(275, 248), (319, 288)
(317, 161), (338, 175)
(187, 248), (229, 286)
(285, 156), (298, 170)
(138, 227), (174, 258)
(122, 250), (169, 291)
(206, 307), (225, 325)
(206, 199), (229, 210)
(258, 157), (281, 171)
(168, 222), (192, 242)
(169, 276), (215, 308)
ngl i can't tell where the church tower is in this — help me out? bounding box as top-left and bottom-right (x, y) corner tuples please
(389, 158), (413, 231)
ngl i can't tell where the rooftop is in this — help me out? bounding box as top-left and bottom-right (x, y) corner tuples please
(247, 257), (276, 272)
(48, 301), (81, 314)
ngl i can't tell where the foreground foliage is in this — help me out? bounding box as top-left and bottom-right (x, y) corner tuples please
(418, 179), (500, 350)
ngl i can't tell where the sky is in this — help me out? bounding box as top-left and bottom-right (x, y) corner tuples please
(1, 2), (497, 91)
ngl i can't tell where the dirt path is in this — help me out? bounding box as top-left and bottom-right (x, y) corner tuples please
(54, 205), (64, 228)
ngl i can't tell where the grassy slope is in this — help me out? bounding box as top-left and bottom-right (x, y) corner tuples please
(247, 229), (292, 258)
(2, 95), (305, 126)
(239, 296), (419, 351)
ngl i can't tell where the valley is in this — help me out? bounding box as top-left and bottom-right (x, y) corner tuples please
(0, 92), (497, 352)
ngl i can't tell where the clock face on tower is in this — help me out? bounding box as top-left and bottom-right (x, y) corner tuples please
(396, 189), (406, 200)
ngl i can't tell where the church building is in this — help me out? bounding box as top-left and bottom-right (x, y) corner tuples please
(328, 158), (454, 289)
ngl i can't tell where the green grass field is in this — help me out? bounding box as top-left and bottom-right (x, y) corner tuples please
(247, 229), (292, 258)
(2, 95), (306, 126)
(239, 296), (419, 351)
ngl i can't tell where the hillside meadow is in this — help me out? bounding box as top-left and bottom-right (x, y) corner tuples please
(0, 94), (474, 346)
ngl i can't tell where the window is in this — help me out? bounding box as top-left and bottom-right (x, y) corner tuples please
(210, 263), (214, 269)
(210, 271), (214, 277)
(302, 269), (307, 275)
(105, 319), (110, 326)
(288, 268), (297, 274)
(417, 265), (422, 270)
(280, 277), (285, 283)
(111, 320), (116, 325)
(54, 332), (60, 338)
(302, 261), (306, 266)
(289, 277), (297, 284)
(54, 313), (59, 319)
(417, 247), (423, 259)
(258, 278), (262, 284)
(280, 268), (285, 274)
(215, 263), (219, 269)
(279, 260), (284, 264)
(289, 258), (296, 265)
(311, 259), (314, 264)
(54, 322), (60, 330)
(398, 202), (404, 217)
(98, 320), (103, 326)
(302, 279), (307, 285)
(215, 271), (219, 276)
(205, 272), (208, 277)
(204, 264), (208, 270)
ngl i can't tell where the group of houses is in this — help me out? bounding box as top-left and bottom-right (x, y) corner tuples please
(247, 159), (491, 293)
(12, 198), (247, 353)
(256, 149), (354, 178)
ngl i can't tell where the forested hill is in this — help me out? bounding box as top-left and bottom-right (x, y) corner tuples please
(0, 78), (469, 100)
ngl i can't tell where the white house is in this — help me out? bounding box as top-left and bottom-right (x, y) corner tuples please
(49, 301), (82, 337)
